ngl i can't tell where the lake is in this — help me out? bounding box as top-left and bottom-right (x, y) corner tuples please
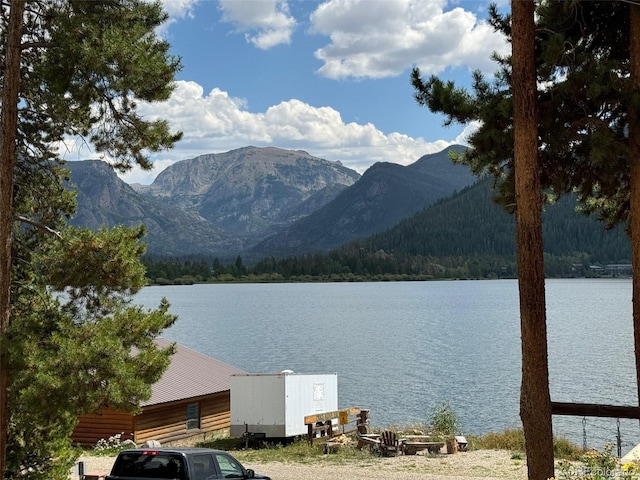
(132, 278), (638, 453)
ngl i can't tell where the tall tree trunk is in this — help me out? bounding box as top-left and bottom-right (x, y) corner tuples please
(0, 1), (25, 476)
(511, 1), (554, 479)
(629, 3), (640, 435)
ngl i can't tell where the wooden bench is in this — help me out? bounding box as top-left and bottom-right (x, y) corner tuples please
(403, 441), (444, 455)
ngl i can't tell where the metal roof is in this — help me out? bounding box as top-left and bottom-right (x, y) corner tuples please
(142, 338), (247, 407)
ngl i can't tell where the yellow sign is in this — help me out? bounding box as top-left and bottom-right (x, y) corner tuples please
(338, 411), (349, 425)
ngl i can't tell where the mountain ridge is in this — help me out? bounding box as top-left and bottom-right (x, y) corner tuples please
(65, 145), (630, 270)
(65, 145), (482, 258)
(67, 146), (367, 256)
(250, 144), (475, 256)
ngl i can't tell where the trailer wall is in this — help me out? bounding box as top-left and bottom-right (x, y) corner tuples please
(230, 373), (338, 438)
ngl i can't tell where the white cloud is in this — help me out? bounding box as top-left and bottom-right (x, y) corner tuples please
(55, 137), (98, 162)
(122, 80), (464, 184)
(309, 0), (508, 79)
(218, 0), (296, 49)
(454, 120), (480, 146)
(160, 0), (199, 19)
(155, 0), (200, 35)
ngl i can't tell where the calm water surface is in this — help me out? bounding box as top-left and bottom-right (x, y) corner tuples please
(133, 279), (637, 452)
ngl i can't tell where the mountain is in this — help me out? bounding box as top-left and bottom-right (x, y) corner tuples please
(406, 144), (476, 191)
(137, 146), (359, 246)
(66, 146), (361, 257)
(66, 160), (236, 256)
(66, 145), (630, 269)
(251, 145), (476, 256)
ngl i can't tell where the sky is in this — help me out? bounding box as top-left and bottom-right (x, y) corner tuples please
(66, 0), (511, 185)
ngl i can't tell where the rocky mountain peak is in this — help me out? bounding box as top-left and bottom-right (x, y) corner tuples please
(66, 147), (363, 256)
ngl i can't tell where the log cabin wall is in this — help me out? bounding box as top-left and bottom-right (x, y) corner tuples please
(73, 409), (135, 447)
(200, 391), (231, 433)
(72, 392), (231, 447)
(133, 392), (231, 445)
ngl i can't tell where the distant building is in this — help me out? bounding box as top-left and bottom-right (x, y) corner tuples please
(589, 264), (632, 276)
(71, 338), (246, 447)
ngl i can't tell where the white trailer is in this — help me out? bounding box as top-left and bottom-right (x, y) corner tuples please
(230, 372), (338, 438)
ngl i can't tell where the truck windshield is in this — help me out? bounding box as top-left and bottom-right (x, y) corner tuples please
(111, 452), (185, 479)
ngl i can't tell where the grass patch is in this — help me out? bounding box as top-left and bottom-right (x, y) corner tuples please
(467, 428), (582, 460)
(197, 436), (378, 465)
(231, 440), (325, 464)
(552, 436), (583, 461)
(198, 436), (245, 451)
(511, 451), (524, 460)
(83, 427), (583, 465)
(468, 428), (525, 451)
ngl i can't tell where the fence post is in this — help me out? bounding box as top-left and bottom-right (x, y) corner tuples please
(357, 409), (370, 434)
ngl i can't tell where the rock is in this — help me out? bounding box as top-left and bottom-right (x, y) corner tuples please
(121, 439), (137, 449)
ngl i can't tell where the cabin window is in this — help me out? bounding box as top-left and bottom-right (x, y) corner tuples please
(186, 402), (200, 430)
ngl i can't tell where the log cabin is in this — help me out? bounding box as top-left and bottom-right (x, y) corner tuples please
(71, 338), (247, 447)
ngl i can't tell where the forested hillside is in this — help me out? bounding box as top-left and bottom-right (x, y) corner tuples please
(143, 177), (630, 283)
(362, 177), (629, 262)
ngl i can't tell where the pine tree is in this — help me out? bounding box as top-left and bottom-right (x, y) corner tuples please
(410, 2), (640, 478)
(0, 1), (182, 477)
(511, 2), (553, 478)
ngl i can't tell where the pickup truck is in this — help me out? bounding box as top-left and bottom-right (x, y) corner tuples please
(105, 447), (272, 480)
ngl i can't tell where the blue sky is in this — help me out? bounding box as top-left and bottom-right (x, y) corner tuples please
(69, 0), (510, 184)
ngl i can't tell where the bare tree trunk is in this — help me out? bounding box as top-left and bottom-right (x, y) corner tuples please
(511, 1), (554, 479)
(0, 1), (25, 476)
(629, 4), (640, 435)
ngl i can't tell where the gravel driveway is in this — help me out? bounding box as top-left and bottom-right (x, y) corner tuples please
(73, 449), (528, 480)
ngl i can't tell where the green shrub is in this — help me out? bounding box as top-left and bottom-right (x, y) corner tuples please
(430, 401), (458, 437)
(556, 444), (628, 479)
(511, 451), (524, 460)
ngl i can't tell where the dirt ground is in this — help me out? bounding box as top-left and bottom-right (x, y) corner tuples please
(73, 449), (528, 480)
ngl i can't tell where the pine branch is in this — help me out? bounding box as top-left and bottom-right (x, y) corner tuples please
(14, 215), (62, 239)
